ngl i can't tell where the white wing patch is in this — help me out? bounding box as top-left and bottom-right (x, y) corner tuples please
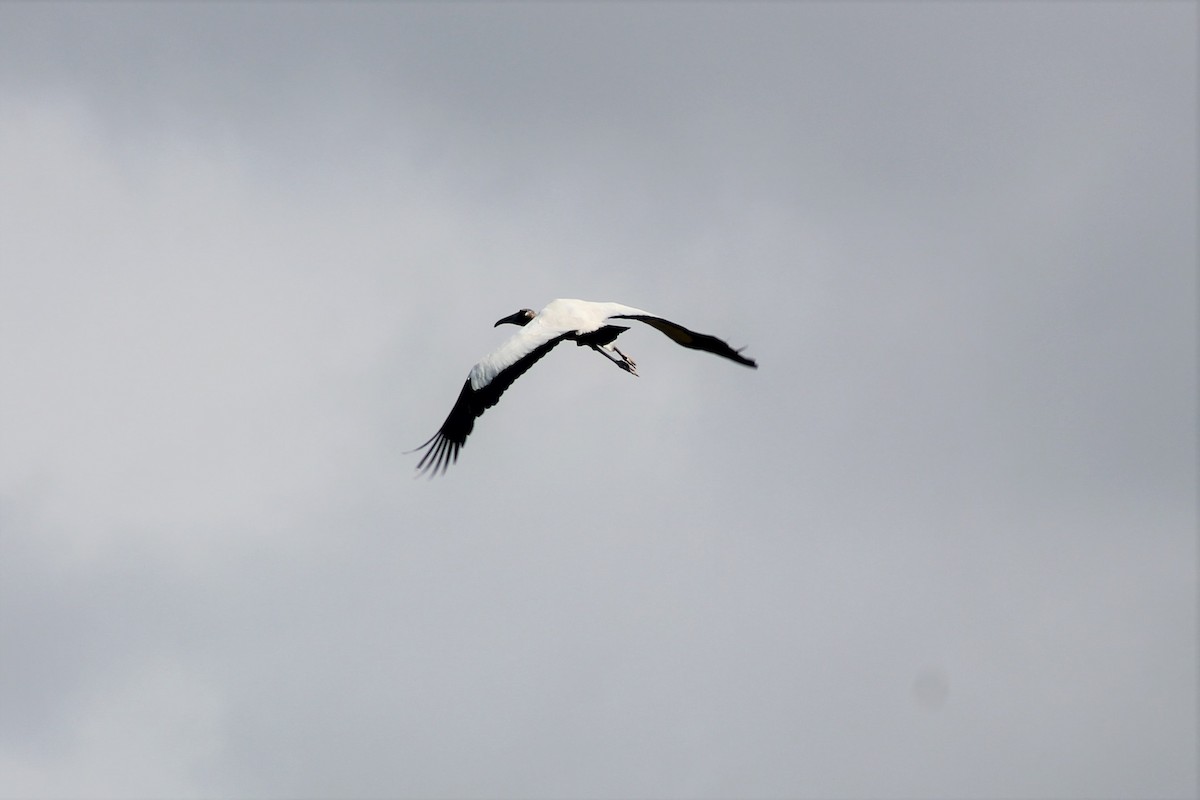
(469, 316), (564, 391)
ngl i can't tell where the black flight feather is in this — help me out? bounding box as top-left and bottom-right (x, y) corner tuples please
(611, 314), (758, 368)
(412, 333), (569, 477)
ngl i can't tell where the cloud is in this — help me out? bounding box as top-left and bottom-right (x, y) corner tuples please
(0, 3), (1195, 798)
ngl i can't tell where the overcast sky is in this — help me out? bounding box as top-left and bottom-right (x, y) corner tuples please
(0, 3), (1196, 799)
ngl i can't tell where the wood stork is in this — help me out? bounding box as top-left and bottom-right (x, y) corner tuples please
(412, 299), (757, 476)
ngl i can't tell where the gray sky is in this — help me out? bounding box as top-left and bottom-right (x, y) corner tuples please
(0, 3), (1196, 798)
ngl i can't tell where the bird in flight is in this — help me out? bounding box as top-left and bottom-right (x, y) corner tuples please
(412, 298), (757, 476)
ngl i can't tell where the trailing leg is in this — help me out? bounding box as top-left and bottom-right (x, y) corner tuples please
(589, 343), (638, 375)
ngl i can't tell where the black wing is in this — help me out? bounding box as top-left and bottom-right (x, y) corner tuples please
(412, 334), (569, 477)
(611, 314), (757, 368)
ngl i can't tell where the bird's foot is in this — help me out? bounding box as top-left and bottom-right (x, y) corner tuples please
(613, 347), (638, 376)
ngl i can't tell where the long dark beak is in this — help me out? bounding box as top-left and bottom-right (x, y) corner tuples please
(494, 311), (528, 327)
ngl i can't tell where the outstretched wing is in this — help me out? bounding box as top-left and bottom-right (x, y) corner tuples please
(610, 313), (758, 368)
(412, 325), (569, 477)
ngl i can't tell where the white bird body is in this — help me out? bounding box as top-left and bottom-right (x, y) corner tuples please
(414, 298), (756, 476)
(469, 299), (645, 390)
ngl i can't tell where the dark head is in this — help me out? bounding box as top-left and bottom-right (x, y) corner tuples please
(494, 308), (537, 327)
